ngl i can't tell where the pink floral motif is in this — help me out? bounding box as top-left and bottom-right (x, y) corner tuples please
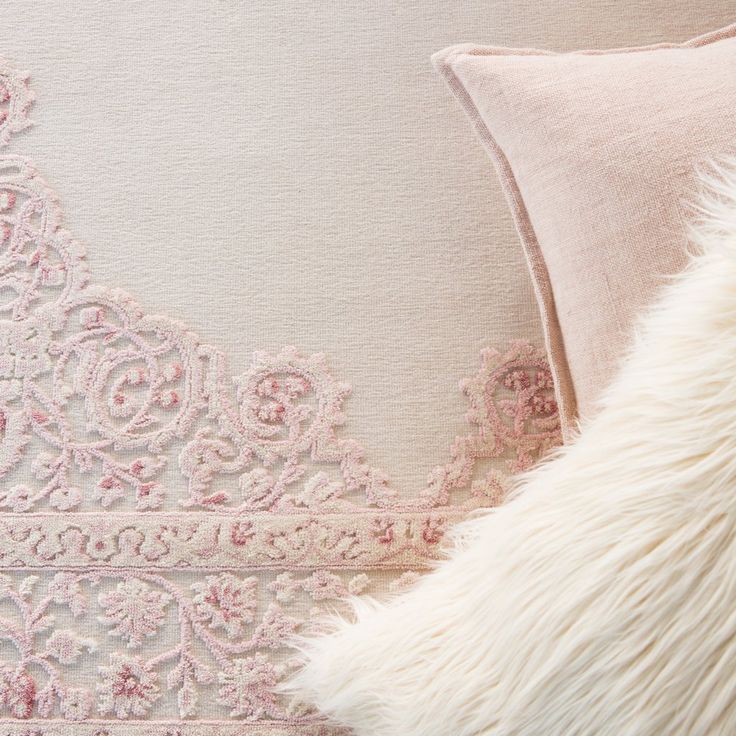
(471, 468), (511, 505)
(1, 483), (32, 512)
(300, 570), (346, 601)
(420, 342), (561, 507)
(268, 572), (299, 605)
(98, 579), (171, 647)
(421, 516), (446, 545)
(216, 654), (280, 719)
(251, 604), (301, 649)
(97, 654), (160, 719)
(59, 687), (93, 721)
(0, 62), (33, 146)
(191, 573), (257, 639)
(229, 520), (255, 546)
(44, 629), (96, 664)
(0, 666), (35, 719)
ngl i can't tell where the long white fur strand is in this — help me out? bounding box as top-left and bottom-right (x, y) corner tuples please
(282, 162), (736, 736)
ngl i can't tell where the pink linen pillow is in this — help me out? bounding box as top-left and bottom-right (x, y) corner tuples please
(433, 23), (736, 439)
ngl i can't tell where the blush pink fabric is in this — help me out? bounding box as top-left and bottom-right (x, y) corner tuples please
(433, 24), (736, 439)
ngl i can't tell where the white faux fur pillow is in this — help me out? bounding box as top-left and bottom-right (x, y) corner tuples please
(283, 162), (736, 736)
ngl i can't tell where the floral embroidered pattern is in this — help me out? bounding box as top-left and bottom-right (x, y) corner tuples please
(98, 653), (161, 719)
(0, 726), (343, 735)
(0, 570), (364, 722)
(217, 654), (280, 719)
(0, 58), (561, 732)
(0, 61), (33, 147)
(98, 579), (172, 647)
(192, 574), (257, 639)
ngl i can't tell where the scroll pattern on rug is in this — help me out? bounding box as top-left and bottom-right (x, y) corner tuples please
(0, 59), (561, 733)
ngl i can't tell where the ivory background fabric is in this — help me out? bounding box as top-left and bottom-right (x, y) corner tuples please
(0, 1), (732, 733)
(435, 23), (736, 436)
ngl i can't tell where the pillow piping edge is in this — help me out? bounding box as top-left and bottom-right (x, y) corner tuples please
(431, 45), (578, 441)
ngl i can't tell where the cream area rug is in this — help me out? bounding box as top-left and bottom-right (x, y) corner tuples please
(0, 59), (560, 734)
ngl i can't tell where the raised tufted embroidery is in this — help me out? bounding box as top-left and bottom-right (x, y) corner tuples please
(0, 59), (560, 733)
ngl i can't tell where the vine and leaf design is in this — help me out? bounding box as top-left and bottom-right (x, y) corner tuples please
(0, 568), (380, 722)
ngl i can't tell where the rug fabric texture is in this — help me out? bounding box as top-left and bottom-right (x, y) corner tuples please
(286, 162), (736, 735)
(0, 57), (562, 733)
